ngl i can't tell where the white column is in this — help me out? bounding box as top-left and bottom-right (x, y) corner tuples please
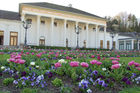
(36, 15), (40, 46)
(64, 19), (67, 47)
(86, 23), (89, 48)
(95, 25), (98, 48)
(75, 21), (78, 47)
(124, 40), (126, 50)
(51, 17), (54, 46)
(104, 26), (107, 49)
(131, 40), (134, 50)
(138, 40), (139, 50)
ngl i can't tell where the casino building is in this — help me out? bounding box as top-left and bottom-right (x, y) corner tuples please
(0, 2), (139, 50)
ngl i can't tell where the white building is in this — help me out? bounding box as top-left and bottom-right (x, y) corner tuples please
(0, 2), (139, 50)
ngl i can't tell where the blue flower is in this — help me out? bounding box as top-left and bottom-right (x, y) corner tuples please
(92, 70), (98, 76)
(31, 82), (35, 86)
(13, 80), (18, 84)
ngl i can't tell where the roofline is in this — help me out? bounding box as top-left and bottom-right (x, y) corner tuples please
(20, 3), (106, 22)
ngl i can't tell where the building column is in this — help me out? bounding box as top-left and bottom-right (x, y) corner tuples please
(86, 23), (89, 48)
(104, 26), (106, 49)
(64, 19), (67, 47)
(75, 21), (78, 47)
(124, 40), (126, 50)
(138, 40), (139, 50)
(51, 17), (54, 46)
(37, 15), (40, 46)
(131, 40), (134, 50)
(95, 25), (98, 48)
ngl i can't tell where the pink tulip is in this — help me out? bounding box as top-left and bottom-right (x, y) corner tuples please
(110, 57), (115, 60)
(128, 61), (135, 66)
(36, 54), (41, 58)
(18, 59), (25, 64)
(15, 55), (21, 59)
(80, 62), (89, 67)
(112, 60), (119, 64)
(70, 61), (79, 67)
(111, 64), (120, 69)
(26, 52), (30, 55)
(9, 58), (15, 62)
(90, 60), (98, 64)
(136, 67), (140, 70)
(117, 55), (120, 58)
(134, 62), (140, 67)
(55, 62), (61, 68)
(91, 55), (95, 58)
(115, 58), (120, 61)
(96, 62), (102, 65)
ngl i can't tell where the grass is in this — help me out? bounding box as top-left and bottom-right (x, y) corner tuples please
(119, 86), (140, 93)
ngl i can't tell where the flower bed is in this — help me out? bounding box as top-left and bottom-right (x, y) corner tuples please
(0, 49), (140, 93)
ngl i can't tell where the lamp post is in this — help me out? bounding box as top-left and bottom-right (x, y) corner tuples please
(75, 26), (81, 49)
(110, 32), (116, 50)
(22, 20), (31, 46)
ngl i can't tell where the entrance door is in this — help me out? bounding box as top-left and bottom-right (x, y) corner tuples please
(100, 40), (103, 49)
(107, 41), (110, 49)
(0, 31), (4, 45)
(10, 32), (18, 46)
(113, 41), (116, 49)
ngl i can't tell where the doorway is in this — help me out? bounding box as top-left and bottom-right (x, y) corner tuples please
(10, 32), (18, 46)
(0, 31), (4, 45)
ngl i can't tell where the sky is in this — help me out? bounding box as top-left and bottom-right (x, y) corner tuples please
(0, 0), (140, 18)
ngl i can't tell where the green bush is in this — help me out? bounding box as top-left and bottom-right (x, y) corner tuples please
(21, 88), (38, 93)
(3, 78), (14, 86)
(119, 87), (140, 93)
(52, 78), (63, 87)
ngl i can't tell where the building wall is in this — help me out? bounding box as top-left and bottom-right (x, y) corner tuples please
(0, 19), (21, 46)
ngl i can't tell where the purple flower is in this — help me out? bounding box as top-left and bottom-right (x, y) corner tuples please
(21, 76), (28, 80)
(22, 81), (26, 85)
(122, 77), (128, 82)
(21, 71), (26, 76)
(131, 73), (136, 78)
(31, 82), (35, 86)
(98, 80), (104, 85)
(92, 70), (98, 76)
(102, 82), (108, 87)
(13, 80), (18, 84)
(126, 80), (131, 85)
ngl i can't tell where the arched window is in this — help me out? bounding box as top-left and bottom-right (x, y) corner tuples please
(39, 36), (45, 46)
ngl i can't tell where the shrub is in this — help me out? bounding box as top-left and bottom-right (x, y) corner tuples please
(3, 78), (14, 86)
(52, 78), (63, 87)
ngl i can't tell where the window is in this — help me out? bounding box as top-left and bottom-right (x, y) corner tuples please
(41, 20), (45, 24)
(54, 22), (57, 26)
(119, 41), (124, 50)
(113, 41), (116, 49)
(126, 41), (131, 50)
(10, 32), (18, 46)
(100, 40), (103, 49)
(39, 39), (45, 46)
(107, 41), (110, 49)
(83, 40), (86, 48)
(0, 31), (4, 45)
(66, 24), (68, 28)
(84, 26), (86, 30)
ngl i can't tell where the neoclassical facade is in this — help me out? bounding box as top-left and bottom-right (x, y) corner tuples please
(0, 2), (139, 50)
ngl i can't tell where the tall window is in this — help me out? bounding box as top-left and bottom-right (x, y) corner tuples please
(126, 41), (131, 50)
(39, 39), (45, 46)
(107, 41), (110, 49)
(113, 41), (116, 49)
(0, 31), (4, 45)
(100, 40), (103, 49)
(83, 40), (86, 48)
(10, 32), (18, 46)
(119, 41), (124, 50)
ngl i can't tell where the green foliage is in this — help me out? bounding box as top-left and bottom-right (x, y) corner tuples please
(21, 88), (38, 93)
(3, 78), (14, 86)
(52, 78), (63, 87)
(60, 85), (72, 93)
(119, 87), (140, 93)
(0, 90), (11, 93)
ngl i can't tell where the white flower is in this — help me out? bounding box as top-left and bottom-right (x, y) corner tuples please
(1, 66), (5, 70)
(7, 59), (10, 62)
(102, 68), (106, 71)
(58, 59), (66, 63)
(87, 89), (92, 93)
(119, 64), (121, 66)
(36, 65), (39, 69)
(30, 62), (35, 66)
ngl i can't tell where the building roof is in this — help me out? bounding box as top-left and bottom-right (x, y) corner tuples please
(0, 10), (20, 21)
(21, 2), (104, 20)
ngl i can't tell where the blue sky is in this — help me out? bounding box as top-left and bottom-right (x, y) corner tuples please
(0, 0), (140, 18)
